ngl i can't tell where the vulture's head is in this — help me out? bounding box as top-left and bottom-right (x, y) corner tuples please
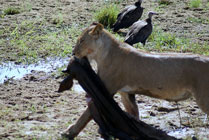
(135, 0), (143, 6)
(148, 11), (158, 19)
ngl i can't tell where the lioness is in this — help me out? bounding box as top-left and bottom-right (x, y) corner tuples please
(63, 23), (209, 138)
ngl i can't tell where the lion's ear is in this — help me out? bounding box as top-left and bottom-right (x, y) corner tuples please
(89, 23), (104, 36)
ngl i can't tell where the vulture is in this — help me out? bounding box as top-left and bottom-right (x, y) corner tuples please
(124, 11), (158, 46)
(112, 0), (144, 32)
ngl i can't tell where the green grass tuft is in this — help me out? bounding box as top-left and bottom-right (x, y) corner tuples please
(158, 0), (172, 5)
(52, 13), (64, 26)
(189, 0), (202, 8)
(3, 7), (20, 15)
(134, 27), (209, 55)
(0, 20), (82, 64)
(94, 4), (119, 27)
(187, 17), (209, 24)
(145, 29), (182, 52)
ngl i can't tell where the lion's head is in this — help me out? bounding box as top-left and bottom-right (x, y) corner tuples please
(72, 23), (104, 58)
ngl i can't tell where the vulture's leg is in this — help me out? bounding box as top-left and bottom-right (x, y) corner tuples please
(142, 41), (146, 46)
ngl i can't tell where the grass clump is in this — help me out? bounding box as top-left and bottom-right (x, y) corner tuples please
(187, 17), (209, 24)
(146, 29), (182, 51)
(94, 4), (119, 27)
(52, 13), (64, 26)
(0, 20), (82, 64)
(158, 0), (172, 5)
(3, 7), (20, 15)
(189, 0), (202, 8)
(135, 27), (209, 55)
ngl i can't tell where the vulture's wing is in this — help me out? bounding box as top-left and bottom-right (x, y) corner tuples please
(125, 20), (147, 41)
(117, 5), (133, 19)
(118, 5), (136, 21)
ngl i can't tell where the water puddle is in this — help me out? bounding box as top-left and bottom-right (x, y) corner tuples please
(72, 84), (85, 94)
(168, 128), (194, 138)
(0, 57), (69, 83)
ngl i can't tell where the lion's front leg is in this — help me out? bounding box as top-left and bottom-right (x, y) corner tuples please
(61, 107), (92, 139)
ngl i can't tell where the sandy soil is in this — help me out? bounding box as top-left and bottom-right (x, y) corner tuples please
(0, 0), (209, 139)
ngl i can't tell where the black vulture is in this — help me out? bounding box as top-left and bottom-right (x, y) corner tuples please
(112, 0), (144, 32)
(124, 11), (158, 46)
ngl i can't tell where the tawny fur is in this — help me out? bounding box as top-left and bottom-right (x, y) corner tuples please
(65, 23), (209, 138)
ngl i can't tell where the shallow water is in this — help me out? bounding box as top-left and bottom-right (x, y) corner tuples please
(168, 128), (194, 138)
(0, 57), (69, 83)
(72, 84), (85, 94)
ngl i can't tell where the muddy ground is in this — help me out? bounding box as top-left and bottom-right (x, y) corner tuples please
(0, 71), (208, 140)
(0, 0), (209, 140)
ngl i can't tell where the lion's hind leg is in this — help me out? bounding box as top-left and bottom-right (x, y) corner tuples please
(120, 92), (139, 120)
(193, 83), (209, 116)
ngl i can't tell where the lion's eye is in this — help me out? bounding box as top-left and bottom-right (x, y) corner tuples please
(80, 39), (84, 44)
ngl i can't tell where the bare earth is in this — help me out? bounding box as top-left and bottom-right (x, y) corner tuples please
(0, 0), (209, 140)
